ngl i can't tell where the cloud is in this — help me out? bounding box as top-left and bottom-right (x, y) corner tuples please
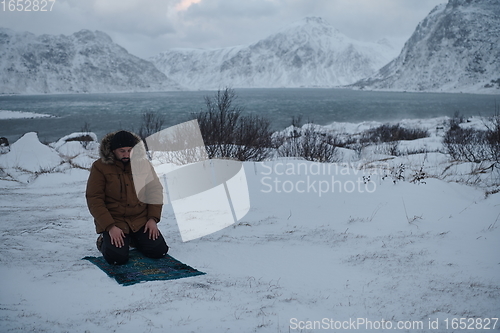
(88, 0), (176, 37)
(163, 0), (281, 48)
(323, 0), (445, 40)
(165, 0), (444, 49)
(0, 0), (446, 58)
(184, 0), (278, 17)
(176, 0), (203, 11)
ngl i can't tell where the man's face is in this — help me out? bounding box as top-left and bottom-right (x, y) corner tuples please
(113, 147), (133, 163)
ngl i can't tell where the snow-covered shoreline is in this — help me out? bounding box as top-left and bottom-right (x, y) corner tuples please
(2, 85), (498, 96)
(1, 117), (499, 332)
(0, 110), (54, 120)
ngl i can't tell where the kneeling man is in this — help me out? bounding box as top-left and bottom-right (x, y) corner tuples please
(86, 130), (168, 265)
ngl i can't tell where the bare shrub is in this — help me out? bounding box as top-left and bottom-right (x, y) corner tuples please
(277, 124), (339, 163)
(442, 109), (499, 164)
(80, 121), (91, 133)
(291, 115), (304, 128)
(386, 141), (400, 156)
(441, 111), (499, 164)
(361, 123), (429, 143)
(232, 114), (273, 161)
(139, 111), (165, 141)
(449, 111), (465, 131)
(137, 111), (166, 158)
(402, 147), (433, 155)
(484, 110), (500, 163)
(78, 122), (93, 148)
(443, 126), (489, 163)
(195, 87), (272, 161)
(65, 134), (94, 143)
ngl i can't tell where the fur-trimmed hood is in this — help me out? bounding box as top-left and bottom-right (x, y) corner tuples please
(99, 131), (142, 164)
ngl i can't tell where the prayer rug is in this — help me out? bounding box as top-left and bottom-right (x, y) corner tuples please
(83, 250), (205, 286)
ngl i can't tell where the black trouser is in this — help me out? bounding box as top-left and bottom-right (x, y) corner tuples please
(101, 226), (168, 265)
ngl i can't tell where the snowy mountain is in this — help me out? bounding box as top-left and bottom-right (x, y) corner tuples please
(151, 17), (397, 89)
(352, 0), (500, 94)
(0, 28), (181, 94)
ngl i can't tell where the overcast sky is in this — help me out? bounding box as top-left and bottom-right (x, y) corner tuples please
(0, 0), (446, 59)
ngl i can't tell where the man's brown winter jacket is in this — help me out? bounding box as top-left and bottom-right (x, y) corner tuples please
(86, 131), (163, 234)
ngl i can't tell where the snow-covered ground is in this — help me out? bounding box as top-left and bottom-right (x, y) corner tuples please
(0, 110), (54, 120)
(0, 117), (499, 332)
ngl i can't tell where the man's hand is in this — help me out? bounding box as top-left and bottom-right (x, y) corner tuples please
(108, 226), (125, 248)
(144, 219), (160, 240)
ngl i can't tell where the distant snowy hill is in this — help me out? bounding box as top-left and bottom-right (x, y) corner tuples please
(151, 17), (397, 89)
(0, 28), (181, 94)
(352, 0), (500, 94)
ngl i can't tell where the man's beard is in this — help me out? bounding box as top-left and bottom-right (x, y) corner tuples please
(120, 158), (130, 163)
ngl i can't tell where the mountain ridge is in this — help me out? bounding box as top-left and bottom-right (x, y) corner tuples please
(151, 16), (397, 89)
(352, 0), (500, 94)
(2, 2), (496, 95)
(0, 28), (181, 94)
